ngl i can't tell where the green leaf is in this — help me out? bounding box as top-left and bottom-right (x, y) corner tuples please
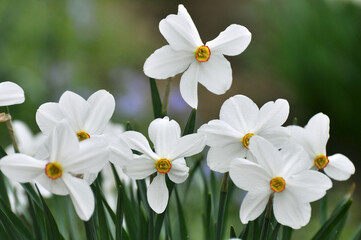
(216, 173), (229, 240)
(36, 186), (64, 240)
(175, 187), (188, 240)
(149, 78), (163, 119)
(22, 183), (42, 208)
(115, 183), (123, 240)
(0, 207), (23, 240)
(94, 182), (110, 240)
(84, 216), (98, 240)
(282, 226), (293, 240)
(270, 222), (281, 240)
(27, 194), (45, 240)
(312, 199), (352, 240)
(182, 109), (197, 136)
(0, 199), (34, 240)
(230, 226), (237, 238)
(0, 146), (10, 208)
(351, 224), (361, 240)
(125, 121), (133, 131)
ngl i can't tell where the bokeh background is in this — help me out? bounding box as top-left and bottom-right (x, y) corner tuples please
(0, 0), (360, 238)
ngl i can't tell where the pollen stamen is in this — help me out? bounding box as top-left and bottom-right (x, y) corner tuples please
(77, 131), (90, 141)
(314, 155), (329, 170)
(195, 45), (211, 62)
(242, 133), (254, 149)
(155, 158), (172, 174)
(45, 162), (63, 180)
(270, 177), (286, 193)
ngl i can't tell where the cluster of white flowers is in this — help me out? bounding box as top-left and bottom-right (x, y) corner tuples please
(0, 4), (355, 231)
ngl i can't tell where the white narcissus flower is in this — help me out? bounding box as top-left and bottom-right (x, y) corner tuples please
(122, 117), (205, 214)
(287, 113), (355, 181)
(143, 4), (251, 109)
(199, 94), (290, 173)
(0, 81), (25, 106)
(36, 90), (132, 169)
(229, 136), (332, 229)
(0, 121), (109, 221)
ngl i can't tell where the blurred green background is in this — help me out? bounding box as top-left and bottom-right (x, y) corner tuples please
(0, 0), (360, 238)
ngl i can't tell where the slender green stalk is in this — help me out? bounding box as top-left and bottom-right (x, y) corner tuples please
(84, 216), (98, 240)
(161, 78), (172, 116)
(3, 107), (19, 153)
(260, 195), (273, 240)
(319, 195), (328, 225)
(215, 172), (229, 240)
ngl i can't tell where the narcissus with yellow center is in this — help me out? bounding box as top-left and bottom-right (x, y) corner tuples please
(229, 136), (332, 229)
(45, 162), (63, 179)
(122, 117), (206, 214)
(287, 113), (355, 181)
(143, 4), (252, 109)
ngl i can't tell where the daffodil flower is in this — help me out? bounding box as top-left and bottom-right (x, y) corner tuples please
(122, 117), (205, 213)
(287, 113), (355, 181)
(229, 136), (332, 229)
(199, 94), (290, 173)
(36, 90), (132, 169)
(0, 81), (25, 107)
(143, 4), (251, 109)
(0, 121), (109, 220)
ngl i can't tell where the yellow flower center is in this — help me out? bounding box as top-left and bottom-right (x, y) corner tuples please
(45, 162), (63, 180)
(155, 158), (172, 174)
(270, 177), (286, 193)
(314, 155), (329, 170)
(242, 133), (254, 149)
(77, 131), (90, 141)
(195, 45), (211, 62)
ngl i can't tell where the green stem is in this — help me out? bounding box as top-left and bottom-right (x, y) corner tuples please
(261, 195), (273, 240)
(161, 78), (172, 116)
(215, 172), (229, 240)
(4, 107), (19, 153)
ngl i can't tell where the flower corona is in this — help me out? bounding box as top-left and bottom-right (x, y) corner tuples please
(45, 162), (63, 180)
(155, 158), (172, 173)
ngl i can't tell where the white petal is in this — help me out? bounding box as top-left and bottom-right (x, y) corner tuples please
(166, 133), (205, 160)
(206, 24), (251, 56)
(286, 170), (332, 203)
(198, 120), (242, 147)
(159, 4), (202, 51)
(273, 192), (311, 229)
(257, 127), (290, 149)
(144, 45), (194, 79)
(305, 113), (329, 155)
(36, 102), (65, 135)
(62, 173), (95, 221)
(230, 158), (271, 191)
(0, 81), (25, 106)
(104, 134), (133, 166)
(207, 143), (247, 173)
(121, 131), (159, 160)
(168, 158), (189, 183)
(84, 90), (115, 135)
(287, 125), (317, 159)
(325, 154), (355, 181)
(62, 138), (109, 174)
(197, 55), (232, 95)
(255, 99), (289, 132)
(180, 61), (199, 109)
(239, 190), (270, 224)
(35, 174), (69, 195)
(220, 95), (259, 133)
(248, 136), (282, 176)
(0, 154), (45, 182)
(147, 173), (169, 214)
(148, 117), (181, 158)
(58, 91), (90, 132)
(124, 155), (156, 179)
(278, 143), (313, 177)
(45, 121), (79, 163)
